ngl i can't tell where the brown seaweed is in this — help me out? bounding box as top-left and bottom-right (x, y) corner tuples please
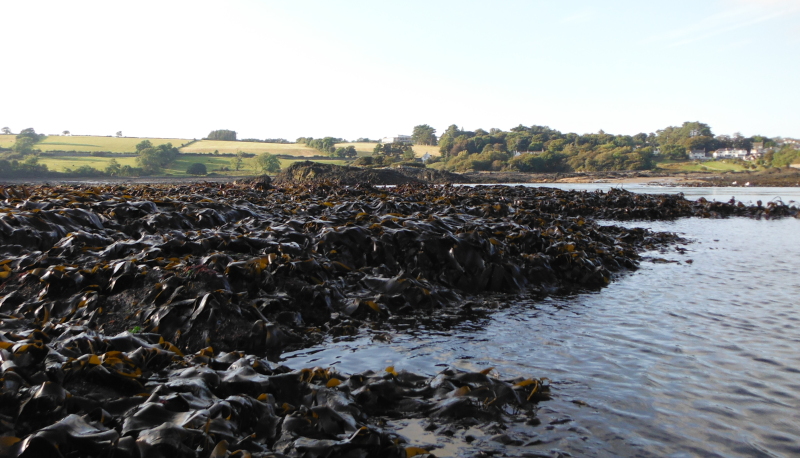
(0, 180), (794, 457)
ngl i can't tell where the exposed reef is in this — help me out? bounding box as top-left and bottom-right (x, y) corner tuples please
(0, 180), (796, 457)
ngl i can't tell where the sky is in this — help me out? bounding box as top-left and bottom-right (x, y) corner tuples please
(2, 0), (799, 141)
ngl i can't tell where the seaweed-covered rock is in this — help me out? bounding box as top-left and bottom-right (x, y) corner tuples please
(0, 181), (796, 457)
(274, 161), (423, 186)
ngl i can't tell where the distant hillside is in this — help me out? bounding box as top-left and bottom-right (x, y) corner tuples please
(0, 135), (190, 153)
(0, 135), (192, 153)
(179, 140), (320, 156)
(333, 142), (441, 158)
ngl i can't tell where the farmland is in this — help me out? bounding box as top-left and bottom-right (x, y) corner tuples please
(334, 142), (440, 158)
(1, 135), (442, 158)
(657, 160), (756, 173)
(1, 135), (426, 178)
(179, 140), (320, 156)
(37, 153), (349, 176)
(1, 135), (191, 153)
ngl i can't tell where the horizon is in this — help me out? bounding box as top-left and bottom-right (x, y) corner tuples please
(2, 0), (799, 141)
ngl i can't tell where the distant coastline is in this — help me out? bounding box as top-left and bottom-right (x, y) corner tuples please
(2, 167), (799, 187)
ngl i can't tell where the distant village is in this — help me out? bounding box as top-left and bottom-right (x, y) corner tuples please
(686, 137), (800, 162)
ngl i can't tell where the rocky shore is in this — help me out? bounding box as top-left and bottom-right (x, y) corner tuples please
(0, 176), (797, 457)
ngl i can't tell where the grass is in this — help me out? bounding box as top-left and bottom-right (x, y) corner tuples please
(37, 153), (349, 176)
(180, 140), (440, 159)
(1, 135), (190, 153)
(180, 140), (320, 156)
(37, 156), (140, 172)
(333, 142), (441, 158)
(2, 134), (425, 177)
(37, 136), (189, 153)
(0, 135), (16, 148)
(1, 134), (444, 159)
(657, 160), (757, 173)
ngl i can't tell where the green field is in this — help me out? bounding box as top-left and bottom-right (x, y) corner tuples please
(38, 156), (139, 172)
(36, 153), (348, 176)
(180, 140), (320, 156)
(334, 142), (441, 158)
(1, 135), (190, 153)
(180, 140), (440, 158)
(1, 135), (443, 158)
(0, 135), (14, 148)
(2, 134), (424, 177)
(657, 160), (756, 172)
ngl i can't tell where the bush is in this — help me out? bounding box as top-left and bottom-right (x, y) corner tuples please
(353, 157), (374, 167)
(393, 161), (425, 168)
(186, 163), (207, 176)
(206, 130), (237, 141)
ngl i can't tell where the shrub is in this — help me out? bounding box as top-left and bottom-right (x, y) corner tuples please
(186, 162), (207, 176)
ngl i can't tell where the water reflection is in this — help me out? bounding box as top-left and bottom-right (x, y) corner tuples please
(284, 215), (800, 457)
(526, 183), (800, 207)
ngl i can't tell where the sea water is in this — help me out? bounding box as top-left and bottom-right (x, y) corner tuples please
(283, 186), (800, 457)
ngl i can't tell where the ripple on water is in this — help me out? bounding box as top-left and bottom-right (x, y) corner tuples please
(283, 217), (800, 457)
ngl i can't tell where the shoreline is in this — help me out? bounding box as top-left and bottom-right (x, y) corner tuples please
(1, 166), (799, 188)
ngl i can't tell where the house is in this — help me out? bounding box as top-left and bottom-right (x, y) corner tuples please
(381, 135), (412, 144)
(712, 148), (748, 159)
(689, 149), (709, 160)
(744, 142), (766, 161)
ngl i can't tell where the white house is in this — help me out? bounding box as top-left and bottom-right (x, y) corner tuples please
(381, 135), (412, 144)
(712, 148), (748, 159)
(689, 149), (709, 160)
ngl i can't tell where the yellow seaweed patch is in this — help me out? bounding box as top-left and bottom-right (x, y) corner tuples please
(405, 446), (429, 457)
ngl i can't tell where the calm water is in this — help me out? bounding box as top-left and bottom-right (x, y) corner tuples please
(284, 187), (800, 457)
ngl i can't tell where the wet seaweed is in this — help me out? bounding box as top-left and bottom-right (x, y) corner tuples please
(0, 180), (795, 457)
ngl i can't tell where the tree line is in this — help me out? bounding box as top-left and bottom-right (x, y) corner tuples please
(404, 122), (798, 172)
(295, 137), (357, 158)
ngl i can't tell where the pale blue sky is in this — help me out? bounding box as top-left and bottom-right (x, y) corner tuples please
(2, 0), (798, 140)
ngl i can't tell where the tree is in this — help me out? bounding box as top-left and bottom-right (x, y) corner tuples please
(331, 145), (357, 158)
(657, 121), (713, 148)
(1, 127), (10, 135)
(231, 151), (246, 171)
(12, 137), (37, 155)
(135, 140), (153, 153)
(662, 144), (687, 160)
(116, 131), (123, 137)
(374, 142), (413, 162)
(105, 159), (121, 176)
(255, 153), (281, 173)
(207, 129), (237, 141)
(771, 145), (800, 167)
(186, 162), (208, 175)
(62, 130), (70, 136)
(16, 128), (46, 143)
(136, 148), (163, 174)
(305, 137), (341, 155)
(412, 124), (437, 145)
(136, 142), (179, 173)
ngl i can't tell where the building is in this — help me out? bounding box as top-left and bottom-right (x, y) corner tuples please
(381, 135), (412, 144)
(712, 148), (748, 159)
(689, 149), (709, 160)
